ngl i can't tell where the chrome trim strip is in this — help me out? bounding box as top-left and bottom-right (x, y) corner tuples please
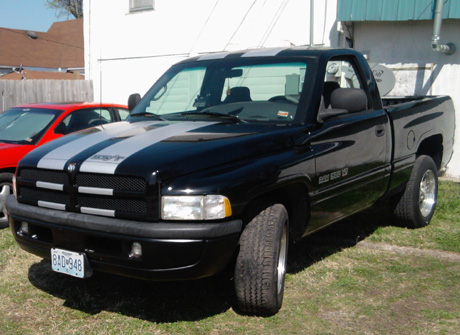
(36, 181), (64, 191)
(38, 201), (66, 211)
(78, 186), (113, 196)
(80, 207), (115, 217)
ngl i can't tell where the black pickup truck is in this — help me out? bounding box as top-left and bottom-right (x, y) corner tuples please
(7, 47), (455, 316)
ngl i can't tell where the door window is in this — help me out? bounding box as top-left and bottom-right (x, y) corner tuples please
(321, 58), (369, 112)
(325, 59), (363, 89)
(59, 108), (113, 134)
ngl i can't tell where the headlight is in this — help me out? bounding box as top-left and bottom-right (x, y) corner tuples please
(161, 195), (232, 220)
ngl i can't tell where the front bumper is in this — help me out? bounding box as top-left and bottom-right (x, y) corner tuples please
(6, 195), (242, 280)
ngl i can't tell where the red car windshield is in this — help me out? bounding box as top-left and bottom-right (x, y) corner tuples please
(0, 108), (60, 144)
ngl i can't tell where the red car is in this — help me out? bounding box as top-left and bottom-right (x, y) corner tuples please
(0, 102), (129, 227)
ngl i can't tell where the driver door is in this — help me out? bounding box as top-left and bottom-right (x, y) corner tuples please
(308, 57), (391, 231)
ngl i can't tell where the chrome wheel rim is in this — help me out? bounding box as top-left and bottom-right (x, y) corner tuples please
(419, 170), (436, 217)
(0, 184), (11, 224)
(277, 224), (288, 294)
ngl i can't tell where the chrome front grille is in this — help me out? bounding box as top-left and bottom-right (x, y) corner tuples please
(20, 169), (69, 186)
(20, 187), (71, 206)
(17, 168), (152, 220)
(76, 174), (147, 192)
(77, 195), (148, 214)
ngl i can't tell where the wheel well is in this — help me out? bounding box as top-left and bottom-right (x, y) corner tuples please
(0, 168), (16, 175)
(241, 183), (310, 242)
(417, 134), (443, 170)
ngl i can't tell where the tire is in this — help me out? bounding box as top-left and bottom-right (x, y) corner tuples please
(234, 204), (289, 316)
(0, 172), (13, 229)
(394, 155), (438, 228)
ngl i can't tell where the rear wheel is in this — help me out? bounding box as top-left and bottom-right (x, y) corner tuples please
(234, 203), (289, 316)
(0, 172), (13, 229)
(393, 155), (438, 228)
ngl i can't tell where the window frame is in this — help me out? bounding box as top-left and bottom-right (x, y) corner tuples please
(325, 55), (373, 111)
(129, 0), (154, 13)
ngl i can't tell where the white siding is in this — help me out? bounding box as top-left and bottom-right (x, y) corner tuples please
(84, 0), (338, 105)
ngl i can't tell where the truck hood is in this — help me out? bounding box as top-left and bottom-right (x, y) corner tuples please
(20, 120), (300, 180)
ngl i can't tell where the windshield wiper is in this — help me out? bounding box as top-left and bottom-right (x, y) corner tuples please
(181, 109), (244, 123)
(129, 112), (167, 121)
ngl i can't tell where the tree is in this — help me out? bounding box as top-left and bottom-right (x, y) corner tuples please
(45, 0), (83, 19)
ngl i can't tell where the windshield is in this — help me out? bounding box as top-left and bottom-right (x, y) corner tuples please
(130, 58), (311, 124)
(0, 108), (60, 144)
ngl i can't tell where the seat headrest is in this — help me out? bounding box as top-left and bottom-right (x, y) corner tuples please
(224, 86), (252, 103)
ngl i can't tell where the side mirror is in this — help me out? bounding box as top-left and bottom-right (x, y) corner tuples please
(317, 88), (367, 123)
(128, 93), (141, 111)
(317, 108), (349, 123)
(330, 88), (367, 113)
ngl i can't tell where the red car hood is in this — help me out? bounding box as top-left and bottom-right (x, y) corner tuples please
(0, 142), (21, 149)
(0, 142), (35, 169)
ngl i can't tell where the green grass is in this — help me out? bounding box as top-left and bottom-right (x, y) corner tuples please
(0, 181), (459, 334)
(367, 181), (460, 253)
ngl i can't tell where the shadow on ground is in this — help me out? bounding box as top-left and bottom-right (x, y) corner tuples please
(288, 203), (393, 274)
(28, 260), (235, 322)
(27, 204), (393, 322)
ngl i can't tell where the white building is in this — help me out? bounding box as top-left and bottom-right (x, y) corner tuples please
(84, 0), (339, 102)
(337, 0), (460, 178)
(84, 0), (460, 178)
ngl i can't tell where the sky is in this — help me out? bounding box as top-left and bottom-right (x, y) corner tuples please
(0, 0), (68, 32)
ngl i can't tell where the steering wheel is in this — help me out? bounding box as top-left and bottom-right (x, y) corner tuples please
(268, 95), (298, 104)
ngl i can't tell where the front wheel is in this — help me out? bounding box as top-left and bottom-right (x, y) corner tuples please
(234, 204), (289, 316)
(0, 172), (13, 229)
(393, 155), (438, 228)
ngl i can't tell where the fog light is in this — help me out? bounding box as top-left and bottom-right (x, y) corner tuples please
(129, 242), (142, 259)
(19, 222), (29, 236)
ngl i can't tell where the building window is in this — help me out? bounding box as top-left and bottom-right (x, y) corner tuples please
(130, 0), (154, 12)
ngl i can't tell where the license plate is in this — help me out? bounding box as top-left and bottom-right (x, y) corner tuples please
(51, 248), (87, 278)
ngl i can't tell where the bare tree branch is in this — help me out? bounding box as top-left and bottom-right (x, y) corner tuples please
(45, 0), (83, 19)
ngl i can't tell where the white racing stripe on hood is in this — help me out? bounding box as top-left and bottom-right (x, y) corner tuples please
(80, 121), (216, 174)
(37, 121), (159, 170)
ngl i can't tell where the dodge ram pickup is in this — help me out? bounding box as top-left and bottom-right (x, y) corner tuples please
(7, 47), (455, 316)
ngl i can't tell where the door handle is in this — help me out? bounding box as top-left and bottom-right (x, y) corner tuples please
(375, 125), (385, 137)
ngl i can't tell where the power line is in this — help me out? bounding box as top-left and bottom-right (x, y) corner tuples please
(224, 0), (258, 50)
(258, 0), (290, 47)
(189, 0), (221, 56)
(1, 27), (83, 50)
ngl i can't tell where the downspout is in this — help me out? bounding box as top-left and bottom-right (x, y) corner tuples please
(431, 0), (456, 55)
(310, 0), (314, 45)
